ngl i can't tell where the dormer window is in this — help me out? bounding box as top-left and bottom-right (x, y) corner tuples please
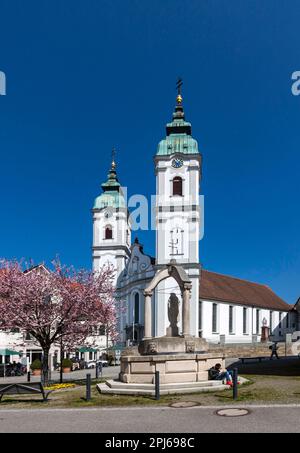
(172, 176), (183, 196)
(105, 225), (113, 240)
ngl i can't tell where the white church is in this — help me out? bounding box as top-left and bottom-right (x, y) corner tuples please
(92, 87), (299, 346)
(1, 86), (300, 371)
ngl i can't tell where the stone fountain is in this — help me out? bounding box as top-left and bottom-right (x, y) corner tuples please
(98, 261), (226, 394)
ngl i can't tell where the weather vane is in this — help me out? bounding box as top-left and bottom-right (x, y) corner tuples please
(176, 77), (183, 104)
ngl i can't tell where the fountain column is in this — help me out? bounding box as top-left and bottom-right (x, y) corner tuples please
(144, 291), (152, 339)
(182, 284), (192, 337)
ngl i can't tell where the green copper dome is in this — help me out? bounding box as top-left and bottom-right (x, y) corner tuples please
(157, 134), (199, 156)
(156, 97), (199, 156)
(94, 190), (126, 210)
(93, 159), (126, 210)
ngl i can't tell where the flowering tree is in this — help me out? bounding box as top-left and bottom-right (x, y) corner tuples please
(0, 259), (118, 384)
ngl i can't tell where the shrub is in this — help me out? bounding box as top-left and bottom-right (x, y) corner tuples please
(108, 353), (114, 365)
(62, 358), (73, 369)
(30, 359), (42, 370)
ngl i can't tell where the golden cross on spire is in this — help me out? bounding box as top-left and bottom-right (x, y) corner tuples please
(176, 77), (183, 104)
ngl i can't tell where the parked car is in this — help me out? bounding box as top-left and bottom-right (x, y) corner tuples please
(98, 359), (108, 367)
(85, 361), (96, 369)
(86, 359), (108, 369)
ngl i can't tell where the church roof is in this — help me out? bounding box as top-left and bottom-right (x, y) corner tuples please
(93, 156), (126, 210)
(156, 88), (200, 156)
(157, 134), (199, 156)
(200, 269), (291, 311)
(94, 190), (126, 210)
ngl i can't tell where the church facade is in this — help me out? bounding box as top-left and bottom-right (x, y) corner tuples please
(92, 89), (298, 345)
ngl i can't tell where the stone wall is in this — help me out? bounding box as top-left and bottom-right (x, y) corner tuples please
(208, 342), (292, 358)
(120, 353), (225, 384)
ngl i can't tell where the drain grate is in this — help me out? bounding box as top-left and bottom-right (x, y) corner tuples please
(216, 408), (249, 417)
(170, 401), (199, 408)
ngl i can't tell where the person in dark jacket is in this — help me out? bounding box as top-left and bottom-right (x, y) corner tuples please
(209, 363), (233, 384)
(270, 342), (280, 360)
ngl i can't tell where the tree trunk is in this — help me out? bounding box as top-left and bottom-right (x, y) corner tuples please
(42, 346), (50, 386)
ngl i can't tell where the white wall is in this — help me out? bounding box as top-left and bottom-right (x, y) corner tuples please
(92, 208), (131, 285)
(155, 155), (201, 266)
(200, 299), (290, 344)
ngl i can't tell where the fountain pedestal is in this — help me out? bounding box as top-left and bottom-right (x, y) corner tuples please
(119, 349), (225, 384)
(102, 262), (225, 392)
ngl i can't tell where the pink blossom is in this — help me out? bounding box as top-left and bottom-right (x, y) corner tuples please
(0, 259), (119, 383)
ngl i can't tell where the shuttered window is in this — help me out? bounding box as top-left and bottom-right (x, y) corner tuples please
(229, 306), (234, 333)
(212, 303), (218, 333)
(134, 293), (140, 324)
(243, 308), (248, 334)
(270, 311), (273, 333)
(256, 309), (260, 334)
(173, 177), (183, 196)
(105, 226), (113, 240)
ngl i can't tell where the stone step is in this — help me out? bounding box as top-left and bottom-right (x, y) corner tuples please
(97, 381), (228, 396)
(98, 384), (228, 396)
(106, 379), (222, 391)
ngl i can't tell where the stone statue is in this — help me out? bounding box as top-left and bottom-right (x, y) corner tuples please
(166, 293), (180, 337)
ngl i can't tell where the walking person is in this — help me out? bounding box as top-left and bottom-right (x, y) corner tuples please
(269, 342), (280, 360)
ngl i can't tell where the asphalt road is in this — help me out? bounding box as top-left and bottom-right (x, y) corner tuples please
(0, 365), (120, 383)
(0, 405), (300, 433)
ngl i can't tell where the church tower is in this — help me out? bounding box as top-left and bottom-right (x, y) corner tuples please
(92, 155), (131, 284)
(154, 81), (202, 337)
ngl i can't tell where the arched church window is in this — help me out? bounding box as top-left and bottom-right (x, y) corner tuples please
(173, 176), (183, 196)
(134, 293), (140, 324)
(105, 225), (113, 240)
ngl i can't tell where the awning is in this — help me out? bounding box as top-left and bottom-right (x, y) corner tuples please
(109, 344), (124, 351)
(77, 347), (98, 353)
(0, 349), (22, 356)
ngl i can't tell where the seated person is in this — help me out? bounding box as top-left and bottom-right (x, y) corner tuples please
(209, 363), (233, 385)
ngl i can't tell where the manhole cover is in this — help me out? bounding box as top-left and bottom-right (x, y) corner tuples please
(216, 408), (249, 417)
(170, 401), (199, 408)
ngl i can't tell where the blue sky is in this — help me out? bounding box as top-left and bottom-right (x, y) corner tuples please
(0, 0), (299, 304)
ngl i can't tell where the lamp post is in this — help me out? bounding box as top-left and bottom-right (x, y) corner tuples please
(60, 335), (63, 384)
(106, 326), (109, 355)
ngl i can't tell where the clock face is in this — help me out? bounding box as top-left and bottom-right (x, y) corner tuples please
(171, 158), (183, 169)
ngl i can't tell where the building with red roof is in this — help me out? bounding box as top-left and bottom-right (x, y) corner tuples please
(92, 87), (299, 345)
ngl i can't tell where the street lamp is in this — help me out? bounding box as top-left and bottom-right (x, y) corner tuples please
(60, 334), (63, 384)
(106, 326), (109, 355)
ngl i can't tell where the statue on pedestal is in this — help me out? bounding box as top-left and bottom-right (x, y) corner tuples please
(261, 317), (270, 342)
(166, 293), (180, 337)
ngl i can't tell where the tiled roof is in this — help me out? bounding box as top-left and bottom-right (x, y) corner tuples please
(200, 269), (291, 311)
